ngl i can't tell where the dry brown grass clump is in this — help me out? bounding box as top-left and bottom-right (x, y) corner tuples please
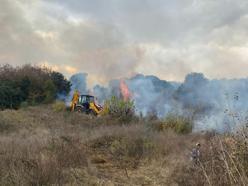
(171, 131), (248, 186)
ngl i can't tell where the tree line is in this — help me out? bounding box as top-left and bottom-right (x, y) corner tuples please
(0, 64), (71, 109)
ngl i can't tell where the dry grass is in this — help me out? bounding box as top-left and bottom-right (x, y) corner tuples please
(0, 105), (247, 185)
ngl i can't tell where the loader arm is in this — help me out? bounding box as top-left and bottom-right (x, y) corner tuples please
(89, 102), (102, 115)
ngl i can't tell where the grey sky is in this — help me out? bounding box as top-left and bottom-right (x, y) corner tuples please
(1, 0), (248, 85)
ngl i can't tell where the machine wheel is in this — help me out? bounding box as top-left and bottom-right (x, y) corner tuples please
(75, 106), (85, 113)
(89, 109), (97, 116)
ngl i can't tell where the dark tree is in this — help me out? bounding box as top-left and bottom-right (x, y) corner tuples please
(0, 64), (71, 109)
(19, 76), (31, 101)
(51, 72), (71, 96)
(0, 81), (21, 109)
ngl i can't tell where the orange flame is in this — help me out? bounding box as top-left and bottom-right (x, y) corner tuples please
(120, 80), (131, 101)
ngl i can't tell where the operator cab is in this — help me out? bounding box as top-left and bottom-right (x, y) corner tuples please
(77, 95), (95, 111)
(78, 95), (94, 104)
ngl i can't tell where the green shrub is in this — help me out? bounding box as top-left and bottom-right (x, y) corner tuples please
(43, 80), (57, 103)
(52, 101), (66, 112)
(104, 96), (135, 123)
(153, 114), (192, 134)
(20, 101), (29, 108)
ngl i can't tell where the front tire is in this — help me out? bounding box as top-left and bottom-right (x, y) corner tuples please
(75, 106), (85, 113)
(89, 109), (97, 116)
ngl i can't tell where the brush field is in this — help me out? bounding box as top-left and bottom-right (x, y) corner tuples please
(0, 105), (247, 186)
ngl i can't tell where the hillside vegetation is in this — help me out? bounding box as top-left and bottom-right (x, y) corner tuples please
(0, 105), (247, 185)
(0, 64), (70, 109)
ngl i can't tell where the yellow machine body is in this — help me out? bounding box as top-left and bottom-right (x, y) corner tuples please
(70, 91), (105, 115)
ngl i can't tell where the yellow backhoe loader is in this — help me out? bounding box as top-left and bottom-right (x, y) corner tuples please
(70, 91), (105, 115)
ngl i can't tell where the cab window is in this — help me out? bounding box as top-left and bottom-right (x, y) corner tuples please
(78, 96), (87, 104)
(89, 97), (94, 102)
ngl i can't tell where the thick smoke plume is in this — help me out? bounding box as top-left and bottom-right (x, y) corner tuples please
(66, 73), (88, 105)
(68, 72), (248, 132)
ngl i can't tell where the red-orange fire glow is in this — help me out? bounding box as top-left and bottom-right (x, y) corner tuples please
(120, 80), (131, 101)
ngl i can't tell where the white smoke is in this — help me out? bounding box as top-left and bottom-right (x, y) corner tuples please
(67, 72), (248, 132)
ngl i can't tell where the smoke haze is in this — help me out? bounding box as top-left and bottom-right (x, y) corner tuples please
(2, 0), (248, 132)
(69, 72), (248, 132)
(2, 0), (248, 84)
